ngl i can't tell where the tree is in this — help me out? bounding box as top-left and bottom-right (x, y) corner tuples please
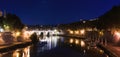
(30, 33), (39, 43)
(3, 13), (24, 31)
(98, 6), (120, 29)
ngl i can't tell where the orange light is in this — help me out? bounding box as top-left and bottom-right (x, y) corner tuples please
(69, 30), (73, 34)
(99, 31), (104, 36)
(113, 31), (120, 42)
(69, 38), (74, 43)
(99, 50), (104, 54)
(13, 50), (20, 57)
(80, 29), (85, 35)
(75, 30), (79, 34)
(23, 46), (30, 57)
(81, 40), (85, 47)
(16, 32), (20, 37)
(75, 39), (79, 44)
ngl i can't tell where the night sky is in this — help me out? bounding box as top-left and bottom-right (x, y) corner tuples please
(0, 0), (120, 25)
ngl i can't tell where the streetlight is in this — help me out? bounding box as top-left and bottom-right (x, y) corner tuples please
(83, 21), (86, 23)
(80, 29), (85, 35)
(69, 38), (74, 43)
(75, 30), (79, 34)
(81, 40), (85, 47)
(16, 31), (21, 37)
(69, 30), (74, 34)
(75, 39), (79, 44)
(113, 31), (120, 42)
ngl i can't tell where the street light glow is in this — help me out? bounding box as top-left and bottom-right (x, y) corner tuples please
(75, 30), (79, 34)
(69, 38), (74, 43)
(69, 30), (73, 34)
(75, 39), (79, 44)
(16, 32), (20, 37)
(99, 31), (104, 36)
(13, 50), (20, 57)
(81, 40), (85, 47)
(113, 31), (120, 42)
(80, 29), (85, 35)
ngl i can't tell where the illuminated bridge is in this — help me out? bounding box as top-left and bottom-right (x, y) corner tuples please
(24, 29), (64, 36)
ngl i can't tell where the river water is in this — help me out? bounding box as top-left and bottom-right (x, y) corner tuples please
(0, 36), (108, 57)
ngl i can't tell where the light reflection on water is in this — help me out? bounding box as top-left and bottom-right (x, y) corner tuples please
(37, 36), (61, 52)
(68, 38), (86, 47)
(0, 36), (108, 57)
(0, 36), (62, 57)
(0, 46), (30, 57)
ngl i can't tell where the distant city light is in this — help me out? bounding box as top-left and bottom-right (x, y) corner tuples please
(23, 31), (31, 40)
(99, 50), (104, 54)
(113, 31), (120, 42)
(81, 40), (85, 47)
(0, 28), (4, 32)
(16, 31), (20, 37)
(99, 31), (104, 36)
(69, 38), (74, 43)
(54, 29), (57, 32)
(80, 29), (85, 35)
(75, 39), (79, 44)
(86, 28), (92, 31)
(75, 30), (79, 34)
(69, 30), (73, 34)
(83, 21), (86, 23)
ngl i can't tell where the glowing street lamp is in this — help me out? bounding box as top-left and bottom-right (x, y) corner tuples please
(80, 29), (85, 35)
(69, 38), (74, 43)
(81, 40), (85, 47)
(113, 31), (120, 42)
(99, 31), (104, 36)
(69, 30), (73, 34)
(16, 31), (21, 37)
(99, 49), (104, 54)
(75, 30), (79, 34)
(75, 39), (79, 44)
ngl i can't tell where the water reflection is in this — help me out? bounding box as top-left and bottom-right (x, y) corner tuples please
(69, 38), (86, 47)
(0, 36), (108, 57)
(38, 36), (60, 52)
(13, 46), (30, 57)
(22, 46), (30, 57)
(13, 50), (20, 57)
(0, 46), (30, 57)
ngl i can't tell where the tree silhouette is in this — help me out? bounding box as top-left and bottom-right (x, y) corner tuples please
(98, 6), (120, 29)
(3, 13), (24, 31)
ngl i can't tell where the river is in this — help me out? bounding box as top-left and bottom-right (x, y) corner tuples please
(0, 36), (108, 57)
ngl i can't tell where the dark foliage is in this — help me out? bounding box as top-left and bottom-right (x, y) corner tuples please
(58, 5), (120, 30)
(0, 13), (24, 31)
(98, 6), (120, 29)
(30, 33), (39, 43)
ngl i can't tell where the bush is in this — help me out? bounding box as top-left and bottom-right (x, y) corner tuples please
(30, 33), (39, 43)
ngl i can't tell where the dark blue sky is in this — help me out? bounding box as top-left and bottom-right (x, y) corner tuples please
(0, 0), (120, 25)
